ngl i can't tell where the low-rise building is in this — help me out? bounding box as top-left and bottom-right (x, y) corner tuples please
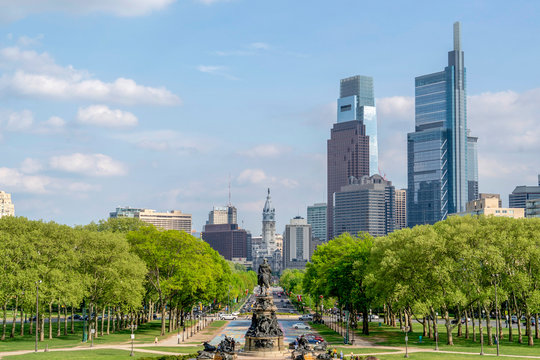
(454, 196), (524, 219)
(110, 207), (192, 232)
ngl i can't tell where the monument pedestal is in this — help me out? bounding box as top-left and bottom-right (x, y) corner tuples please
(242, 294), (285, 356)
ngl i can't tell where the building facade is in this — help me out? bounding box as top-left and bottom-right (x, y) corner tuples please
(526, 199), (540, 218)
(407, 22), (477, 227)
(333, 174), (395, 238)
(0, 191), (15, 218)
(509, 176), (540, 209)
(110, 207), (192, 232)
(467, 133), (479, 201)
(202, 223), (248, 262)
(262, 188), (277, 256)
(307, 203), (327, 241)
(395, 189), (407, 230)
(454, 196), (524, 219)
(207, 205), (237, 225)
(327, 76), (376, 240)
(283, 216), (319, 271)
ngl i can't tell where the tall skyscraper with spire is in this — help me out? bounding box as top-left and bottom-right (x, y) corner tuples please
(327, 75), (377, 240)
(407, 22), (478, 226)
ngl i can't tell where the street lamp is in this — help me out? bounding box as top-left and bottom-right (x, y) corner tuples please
(35, 280), (42, 353)
(493, 274), (500, 357)
(402, 325), (410, 358)
(129, 324), (137, 356)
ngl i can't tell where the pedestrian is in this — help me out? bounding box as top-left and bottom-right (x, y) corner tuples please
(154, 336), (158, 344)
(340, 350), (343, 359)
(333, 348), (337, 359)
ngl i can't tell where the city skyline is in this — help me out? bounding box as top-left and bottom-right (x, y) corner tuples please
(0, 1), (539, 234)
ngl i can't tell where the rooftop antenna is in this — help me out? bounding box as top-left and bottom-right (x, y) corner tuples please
(228, 174), (232, 206)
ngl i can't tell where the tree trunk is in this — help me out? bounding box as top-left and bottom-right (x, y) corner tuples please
(483, 305), (493, 345)
(421, 317), (427, 337)
(508, 301), (513, 342)
(161, 301), (166, 336)
(57, 304), (61, 337)
(535, 313), (539, 340)
(457, 305), (462, 337)
(526, 311), (534, 346)
(70, 306), (74, 334)
(168, 305), (173, 333)
(64, 306), (68, 336)
(107, 307), (110, 335)
(470, 307), (476, 342)
(478, 304), (483, 350)
(427, 315), (432, 339)
(498, 309), (503, 340)
(362, 306), (369, 335)
(48, 302), (53, 339)
(432, 309), (439, 348)
(10, 296), (18, 338)
(40, 314), (45, 341)
(101, 307), (105, 337)
(1, 303), (7, 340)
(21, 309), (25, 336)
(29, 311), (33, 335)
(444, 309), (454, 345)
(464, 309), (469, 339)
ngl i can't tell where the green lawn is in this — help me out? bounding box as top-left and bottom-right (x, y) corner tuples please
(3, 349), (152, 359)
(0, 320), (198, 352)
(364, 321), (540, 357)
(371, 352), (531, 360)
(137, 345), (203, 353)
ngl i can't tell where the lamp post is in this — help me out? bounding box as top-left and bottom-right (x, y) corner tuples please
(129, 324), (137, 356)
(35, 280), (42, 353)
(494, 274), (500, 356)
(402, 325), (410, 358)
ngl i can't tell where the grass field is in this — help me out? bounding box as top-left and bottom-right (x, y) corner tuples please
(0, 319), (207, 352)
(137, 345), (203, 353)
(3, 349), (152, 359)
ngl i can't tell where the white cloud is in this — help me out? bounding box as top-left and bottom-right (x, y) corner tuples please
(377, 96), (414, 121)
(113, 130), (211, 154)
(20, 158), (43, 174)
(4, 109), (33, 131)
(214, 42), (271, 56)
(0, 0), (176, 22)
(17, 34), (44, 47)
(0, 166), (100, 194)
(197, 65), (238, 80)
(0, 47), (181, 105)
(49, 153), (127, 177)
(237, 169), (298, 188)
(238, 144), (290, 158)
(197, 0), (230, 5)
(77, 105), (138, 128)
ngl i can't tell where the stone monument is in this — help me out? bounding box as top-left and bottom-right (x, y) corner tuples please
(243, 259), (285, 355)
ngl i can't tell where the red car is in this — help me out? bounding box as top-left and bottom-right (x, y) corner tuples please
(304, 333), (324, 343)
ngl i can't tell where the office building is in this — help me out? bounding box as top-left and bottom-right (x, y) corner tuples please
(509, 175), (540, 209)
(202, 223), (249, 262)
(395, 189), (407, 230)
(479, 193), (502, 208)
(327, 76), (377, 240)
(307, 203), (327, 241)
(526, 199), (540, 218)
(407, 22), (478, 226)
(334, 174), (395, 237)
(454, 197), (524, 219)
(0, 191), (15, 218)
(207, 205), (237, 225)
(282, 216), (319, 271)
(110, 207), (192, 232)
(467, 133), (479, 201)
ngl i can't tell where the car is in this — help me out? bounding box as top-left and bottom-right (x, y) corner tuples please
(299, 314), (313, 321)
(304, 333), (324, 343)
(511, 315), (518, 324)
(293, 323), (311, 330)
(219, 314), (237, 320)
(368, 314), (379, 321)
(232, 312), (240, 316)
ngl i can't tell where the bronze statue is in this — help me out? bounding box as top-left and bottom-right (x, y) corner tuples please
(257, 258), (272, 295)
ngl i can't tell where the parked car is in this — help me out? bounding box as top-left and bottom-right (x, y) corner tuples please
(219, 314), (237, 320)
(293, 322), (311, 330)
(232, 312), (240, 316)
(369, 314), (379, 321)
(511, 315), (518, 324)
(304, 333), (325, 343)
(299, 314), (313, 321)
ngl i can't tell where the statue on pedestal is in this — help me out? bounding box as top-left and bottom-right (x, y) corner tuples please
(257, 258), (272, 295)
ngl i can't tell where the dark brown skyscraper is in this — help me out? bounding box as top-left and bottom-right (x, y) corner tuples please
(327, 120), (369, 240)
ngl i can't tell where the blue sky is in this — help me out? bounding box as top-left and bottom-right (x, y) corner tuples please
(0, 0), (539, 234)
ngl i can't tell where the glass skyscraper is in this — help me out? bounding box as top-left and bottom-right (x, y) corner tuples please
(307, 203), (326, 241)
(407, 22), (478, 227)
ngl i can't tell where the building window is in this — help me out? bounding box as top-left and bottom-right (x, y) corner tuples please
(340, 105), (352, 112)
